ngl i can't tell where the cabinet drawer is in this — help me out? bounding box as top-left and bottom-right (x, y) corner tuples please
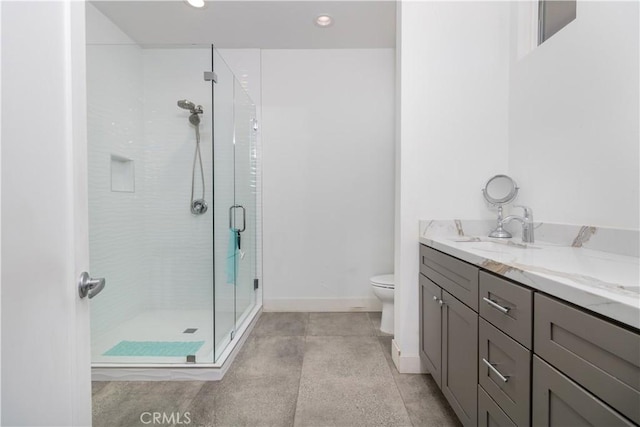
(534, 293), (640, 424)
(532, 356), (635, 427)
(478, 386), (516, 427)
(420, 245), (479, 310)
(479, 271), (532, 349)
(479, 319), (531, 426)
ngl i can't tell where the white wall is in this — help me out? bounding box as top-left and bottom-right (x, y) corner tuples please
(261, 49), (396, 311)
(395, 1), (511, 372)
(509, 1), (639, 229)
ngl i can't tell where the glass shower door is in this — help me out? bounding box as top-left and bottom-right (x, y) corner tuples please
(233, 79), (257, 327)
(212, 48), (236, 361)
(212, 47), (257, 362)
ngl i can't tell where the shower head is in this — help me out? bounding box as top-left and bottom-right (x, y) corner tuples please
(178, 99), (203, 126)
(177, 99), (196, 111)
(189, 113), (201, 126)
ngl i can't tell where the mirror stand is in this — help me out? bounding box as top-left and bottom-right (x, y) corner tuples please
(489, 206), (512, 238)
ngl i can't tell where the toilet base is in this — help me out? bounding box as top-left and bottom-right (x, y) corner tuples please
(380, 302), (394, 334)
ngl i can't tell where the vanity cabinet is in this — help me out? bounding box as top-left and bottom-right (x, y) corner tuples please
(419, 243), (640, 427)
(419, 245), (479, 426)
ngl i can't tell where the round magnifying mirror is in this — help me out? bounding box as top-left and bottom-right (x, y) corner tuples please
(482, 174), (518, 206)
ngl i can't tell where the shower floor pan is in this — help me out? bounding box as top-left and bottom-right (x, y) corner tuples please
(91, 305), (260, 381)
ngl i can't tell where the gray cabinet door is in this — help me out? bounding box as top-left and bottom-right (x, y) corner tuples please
(478, 385), (517, 427)
(479, 319), (531, 426)
(420, 274), (443, 388)
(442, 290), (478, 427)
(532, 356), (635, 427)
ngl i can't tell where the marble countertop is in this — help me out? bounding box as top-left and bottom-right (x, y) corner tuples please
(419, 220), (640, 330)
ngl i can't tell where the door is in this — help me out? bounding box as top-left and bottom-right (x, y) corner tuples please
(1, 1), (92, 425)
(232, 78), (257, 327)
(212, 47), (257, 361)
(442, 291), (478, 427)
(532, 356), (635, 427)
(419, 274), (442, 387)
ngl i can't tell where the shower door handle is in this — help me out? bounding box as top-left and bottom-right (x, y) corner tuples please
(78, 272), (106, 299)
(228, 205), (246, 232)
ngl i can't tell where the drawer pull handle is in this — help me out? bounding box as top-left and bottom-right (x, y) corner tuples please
(483, 297), (510, 314)
(482, 358), (510, 382)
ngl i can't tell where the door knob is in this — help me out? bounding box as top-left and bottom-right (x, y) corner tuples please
(78, 272), (106, 299)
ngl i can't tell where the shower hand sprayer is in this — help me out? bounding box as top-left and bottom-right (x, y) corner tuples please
(177, 99), (207, 215)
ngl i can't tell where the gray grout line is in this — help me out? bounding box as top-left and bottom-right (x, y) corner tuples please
(291, 316), (312, 427)
(291, 334), (307, 427)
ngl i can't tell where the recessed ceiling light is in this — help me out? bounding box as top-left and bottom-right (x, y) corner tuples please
(186, 0), (205, 8)
(315, 15), (334, 27)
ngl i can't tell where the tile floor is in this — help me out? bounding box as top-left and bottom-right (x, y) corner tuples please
(92, 312), (461, 427)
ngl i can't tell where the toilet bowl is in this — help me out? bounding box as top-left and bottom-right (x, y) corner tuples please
(371, 274), (395, 334)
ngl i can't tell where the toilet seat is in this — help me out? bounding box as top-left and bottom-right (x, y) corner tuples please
(371, 274), (394, 289)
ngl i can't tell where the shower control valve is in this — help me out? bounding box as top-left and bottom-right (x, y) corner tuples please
(191, 199), (208, 215)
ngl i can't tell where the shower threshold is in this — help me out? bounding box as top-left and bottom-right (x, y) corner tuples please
(91, 304), (261, 381)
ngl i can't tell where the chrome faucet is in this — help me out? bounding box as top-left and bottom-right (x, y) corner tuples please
(502, 206), (534, 243)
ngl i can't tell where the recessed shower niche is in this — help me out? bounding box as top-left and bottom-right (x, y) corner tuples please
(110, 155), (135, 193)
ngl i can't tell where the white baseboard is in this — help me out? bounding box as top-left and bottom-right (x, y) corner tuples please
(391, 338), (428, 374)
(398, 355), (427, 374)
(391, 338), (402, 368)
(263, 297), (382, 312)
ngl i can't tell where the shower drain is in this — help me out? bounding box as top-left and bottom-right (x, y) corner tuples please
(183, 328), (198, 334)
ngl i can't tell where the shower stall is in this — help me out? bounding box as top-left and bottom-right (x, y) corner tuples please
(86, 40), (260, 377)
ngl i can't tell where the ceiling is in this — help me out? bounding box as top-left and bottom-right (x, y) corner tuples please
(91, 1), (397, 49)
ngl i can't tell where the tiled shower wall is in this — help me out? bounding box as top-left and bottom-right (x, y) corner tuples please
(141, 48), (214, 312)
(87, 41), (147, 338)
(87, 43), (223, 336)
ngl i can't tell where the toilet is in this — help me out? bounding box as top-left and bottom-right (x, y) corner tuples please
(370, 274), (395, 334)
